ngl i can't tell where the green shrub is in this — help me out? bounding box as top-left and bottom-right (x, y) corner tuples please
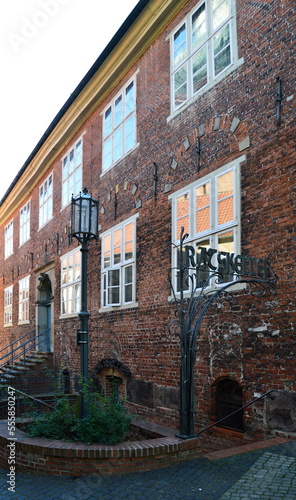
(73, 395), (131, 444)
(26, 397), (76, 440)
(25, 391), (131, 444)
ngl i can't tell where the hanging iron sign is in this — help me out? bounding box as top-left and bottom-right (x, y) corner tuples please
(184, 245), (272, 279)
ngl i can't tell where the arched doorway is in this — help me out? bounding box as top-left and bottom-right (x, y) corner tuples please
(36, 273), (53, 352)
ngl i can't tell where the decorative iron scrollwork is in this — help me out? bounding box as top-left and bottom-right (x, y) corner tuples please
(169, 227), (277, 438)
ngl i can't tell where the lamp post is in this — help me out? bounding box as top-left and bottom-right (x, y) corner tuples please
(71, 188), (99, 418)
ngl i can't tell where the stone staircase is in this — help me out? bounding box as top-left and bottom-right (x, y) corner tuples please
(0, 352), (53, 385)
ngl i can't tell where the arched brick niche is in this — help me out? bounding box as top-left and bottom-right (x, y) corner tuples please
(94, 358), (132, 401)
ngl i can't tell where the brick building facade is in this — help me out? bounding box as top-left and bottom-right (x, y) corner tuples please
(0, 0), (295, 445)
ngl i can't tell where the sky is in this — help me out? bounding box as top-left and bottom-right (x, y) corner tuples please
(0, 0), (140, 200)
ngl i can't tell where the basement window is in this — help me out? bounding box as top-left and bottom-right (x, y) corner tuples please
(215, 378), (243, 431)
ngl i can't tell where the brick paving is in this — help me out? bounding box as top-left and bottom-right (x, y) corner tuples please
(0, 439), (295, 499)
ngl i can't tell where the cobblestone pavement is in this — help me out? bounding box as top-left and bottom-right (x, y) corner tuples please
(0, 440), (295, 500)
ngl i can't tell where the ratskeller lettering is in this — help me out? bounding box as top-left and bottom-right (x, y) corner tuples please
(185, 245), (272, 279)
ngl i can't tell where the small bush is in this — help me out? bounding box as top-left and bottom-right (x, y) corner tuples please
(26, 397), (76, 440)
(73, 395), (131, 444)
(25, 392), (131, 444)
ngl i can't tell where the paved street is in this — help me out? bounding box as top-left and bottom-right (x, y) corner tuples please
(0, 440), (295, 500)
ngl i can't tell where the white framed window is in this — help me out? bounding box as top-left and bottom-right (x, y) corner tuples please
(4, 286), (13, 326)
(39, 173), (53, 229)
(101, 215), (138, 309)
(170, 157), (243, 292)
(61, 248), (81, 316)
(20, 201), (30, 246)
(62, 139), (83, 207)
(4, 220), (13, 259)
(102, 78), (136, 172)
(19, 276), (30, 324)
(170, 0), (240, 112)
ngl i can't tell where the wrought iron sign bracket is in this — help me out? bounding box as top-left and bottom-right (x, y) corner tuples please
(169, 227), (277, 439)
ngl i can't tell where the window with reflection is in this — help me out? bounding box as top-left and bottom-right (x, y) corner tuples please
(171, 0), (238, 111)
(20, 201), (30, 246)
(4, 220), (13, 259)
(19, 276), (30, 323)
(101, 215), (138, 308)
(39, 173), (53, 228)
(62, 139), (82, 207)
(102, 78), (136, 172)
(170, 160), (241, 292)
(60, 248), (81, 316)
(4, 286), (13, 326)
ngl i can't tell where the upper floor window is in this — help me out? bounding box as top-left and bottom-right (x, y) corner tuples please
(62, 139), (82, 207)
(171, 0), (238, 112)
(102, 79), (136, 172)
(5, 220), (13, 259)
(170, 158), (242, 292)
(19, 276), (30, 324)
(20, 201), (30, 246)
(4, 286), (13, 326)
(101, 215), (138, 309)
(61, 248), (81, 316)
(39, 173), (53, 229)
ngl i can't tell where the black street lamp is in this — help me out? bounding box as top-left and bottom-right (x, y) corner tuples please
(71, 187), (99, 418)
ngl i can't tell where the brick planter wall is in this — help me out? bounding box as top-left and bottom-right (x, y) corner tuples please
(0, 420), (202, 477)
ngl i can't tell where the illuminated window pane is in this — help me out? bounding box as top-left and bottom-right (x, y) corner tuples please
(196, 182), (210, 233)
(218, 171), (234, 225)
(125, 223), (133, 260)
(114, 229), (122, 264)
(176, 193), (190, 237)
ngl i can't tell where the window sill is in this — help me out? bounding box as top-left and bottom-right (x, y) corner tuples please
(59, 313), (79, 320)
(38, 216), (54, 232)
(167, 58), (244, 123)
(99, 302), (138, 313)
(19, 239), (31, 248)
(100, 142), (140, 177)
(168, 282), (246, 302)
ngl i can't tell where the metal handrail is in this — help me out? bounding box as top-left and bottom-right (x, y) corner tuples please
(0, 329), (51, 369)
(0, 329), (36, 355)
(194, 389), (275, 437)
(0, 385), (54, 410)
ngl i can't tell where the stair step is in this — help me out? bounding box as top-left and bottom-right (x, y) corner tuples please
(5, 367), (28, 375)
(9, 365), (28, 371)
(19, 356), (46, 363)
(0, 374), (16, 380)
